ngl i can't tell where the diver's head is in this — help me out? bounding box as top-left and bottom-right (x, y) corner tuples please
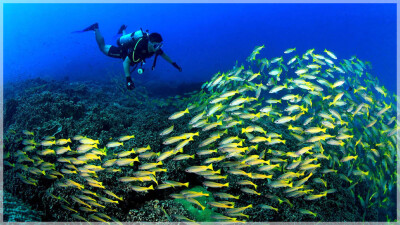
(148, 32), (163, 52)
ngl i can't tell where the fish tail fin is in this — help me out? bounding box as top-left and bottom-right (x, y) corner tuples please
(208, 164), (213, 171)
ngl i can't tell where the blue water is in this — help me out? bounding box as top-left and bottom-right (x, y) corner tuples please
(4, 3), (397, 93)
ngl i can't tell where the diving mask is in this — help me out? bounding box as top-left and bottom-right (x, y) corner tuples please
(151, 42), (163, 51)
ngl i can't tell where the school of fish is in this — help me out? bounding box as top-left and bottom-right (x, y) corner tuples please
(5, 45), (397, 222)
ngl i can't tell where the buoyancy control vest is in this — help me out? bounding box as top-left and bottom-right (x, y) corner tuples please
(118, 28), (163, 71)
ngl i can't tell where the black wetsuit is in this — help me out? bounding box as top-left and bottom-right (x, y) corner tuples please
(107, 36), (163, 65)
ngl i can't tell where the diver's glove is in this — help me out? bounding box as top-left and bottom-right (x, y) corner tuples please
(172, 62), (182, 72)
(126, 76), (135, 90)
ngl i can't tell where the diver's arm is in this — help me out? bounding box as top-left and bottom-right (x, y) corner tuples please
(161, 52), (182, 72)
(123, 57), (132, 78)
(160, 52), (173, 64)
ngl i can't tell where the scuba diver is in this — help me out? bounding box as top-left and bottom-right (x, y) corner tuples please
(76, 23), (182, 90)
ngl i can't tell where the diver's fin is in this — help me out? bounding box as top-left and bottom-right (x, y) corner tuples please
(117, 24), (127, 34)
(72, 23), (99, 33)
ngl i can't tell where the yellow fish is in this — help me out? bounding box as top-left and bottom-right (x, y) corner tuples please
(98, 196), (118, 204)
(173, 154), (195, 161)
(159, 125), (174, 136)
(118, 135), (135, 141)
(71, 196), (91, 208)
(88, 214), (106, 222)
(186, 198), (206, 210)
(203, 181), (229, 188)
(226, 204), (253, 214)
(61, 169), (77, 174)
(77, 144), (98, 153)
(340, 155), (358, 162)
(208, 201), (234, 209)
(119, 176), (144, 183)
(130, 185), (154, 192)
(115, 157), (139, 166)
(299, 209), (317, 217)
(55, 145), (71, 155)
(79, 138), (99, 145)
(38, 149), (55, 156)
(136, 145), (152, 153)
(56, 138), (71, 145)
(169, 108), (189, 120)
(139, 161), (162, 170)
(106, 141), (123, 148)
(103, 159), (117, 167)
(79, 207), (97, 213)
(241, 187), (261, 195)
(260, 204), (278, 212)
(116, 149), (136, 158)
(181, 190), (209, 198)
(186, 164), (213, 173)
(104, 190), (123, 201)
(41, 140), (55, 146)
(22, 130), (34, 136)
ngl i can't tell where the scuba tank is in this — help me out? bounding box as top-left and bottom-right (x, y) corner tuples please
(133, 29), (148, 40)
(117, 28), (149, 47)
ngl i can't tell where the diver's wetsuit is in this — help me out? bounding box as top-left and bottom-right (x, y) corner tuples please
(107, 36), (164, 65)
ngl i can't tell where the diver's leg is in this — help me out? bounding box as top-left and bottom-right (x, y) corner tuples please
(94, 28), (111, 55)
(117, 24), (127, 35)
